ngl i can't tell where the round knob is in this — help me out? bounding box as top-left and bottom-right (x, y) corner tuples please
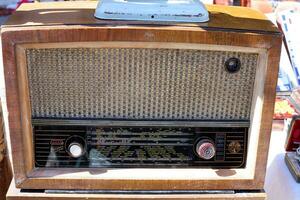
(195, 139), (216, 160)
(225, 57), (241, 73)
(68, 142), (84, 158)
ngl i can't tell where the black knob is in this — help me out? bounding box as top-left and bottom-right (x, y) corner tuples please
(225, 57), (241, 73)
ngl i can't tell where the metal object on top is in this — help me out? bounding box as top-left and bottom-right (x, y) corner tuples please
(295, 147), (300, 162)
(94, 0), (209, 22)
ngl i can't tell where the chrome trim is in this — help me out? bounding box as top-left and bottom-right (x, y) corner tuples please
(32, 119), (249, 128)
(45, 189), (235, 194)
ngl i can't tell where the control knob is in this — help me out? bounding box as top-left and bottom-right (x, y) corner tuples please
(68, 142), (84, 158)
(195, 139), (216, 160)
(65, 135), (86, 158)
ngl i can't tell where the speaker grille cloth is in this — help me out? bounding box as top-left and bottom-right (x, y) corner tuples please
(26, 47), (258, 120)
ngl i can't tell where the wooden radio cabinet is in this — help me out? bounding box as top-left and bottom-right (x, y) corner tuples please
(2, 1), (281, 199)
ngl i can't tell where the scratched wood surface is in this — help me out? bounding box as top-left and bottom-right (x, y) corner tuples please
(6, 181), (267, 200)
(2, 1), (279, 34)
(0, 100), (12, 200)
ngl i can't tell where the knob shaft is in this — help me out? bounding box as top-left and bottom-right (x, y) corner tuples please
(195, 139), (216, 160)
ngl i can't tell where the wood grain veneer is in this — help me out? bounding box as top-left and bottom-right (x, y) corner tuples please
(7, 181), (267, 200)
(2, 1), (278, 34)
(1, 1), (282, 191)
(0, 100), (13, 200)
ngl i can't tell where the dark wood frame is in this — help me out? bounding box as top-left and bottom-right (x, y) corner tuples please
(1, 1), (282, 191)
(6, 181), (267, 200)
(0, 100), (12, 200)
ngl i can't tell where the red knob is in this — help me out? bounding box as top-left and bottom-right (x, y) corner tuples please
(195, 139), (216, 160)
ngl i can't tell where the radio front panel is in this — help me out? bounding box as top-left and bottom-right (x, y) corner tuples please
(33, 121), (248, 168)
(26, 45), (255, 170)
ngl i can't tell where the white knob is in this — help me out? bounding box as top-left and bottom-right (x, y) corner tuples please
(68, 142), (84, 158)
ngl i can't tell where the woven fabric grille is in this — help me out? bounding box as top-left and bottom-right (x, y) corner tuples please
(26, 47), (258, 120)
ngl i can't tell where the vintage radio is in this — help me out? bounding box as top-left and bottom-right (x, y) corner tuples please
(2, 1), (281, 196)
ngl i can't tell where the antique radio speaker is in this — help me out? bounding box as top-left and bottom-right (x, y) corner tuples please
(2, 1), (281, 196)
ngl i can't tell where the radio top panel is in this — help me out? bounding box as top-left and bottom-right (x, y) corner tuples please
(2, 1), (279, 34)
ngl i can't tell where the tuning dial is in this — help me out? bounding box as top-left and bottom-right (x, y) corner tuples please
(195, 139), (216, 160)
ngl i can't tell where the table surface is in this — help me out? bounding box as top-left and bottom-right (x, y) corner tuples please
(264, 121), (300, 200)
